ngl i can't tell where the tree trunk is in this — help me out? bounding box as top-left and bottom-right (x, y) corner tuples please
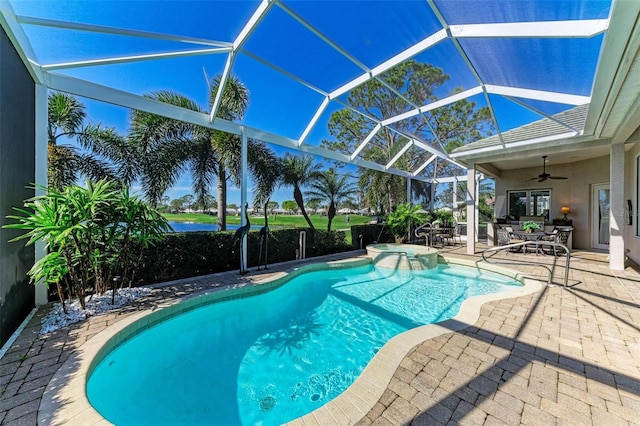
(217, 168), (227, 231)
(294, 185), (314, 229)
(387, 181), (393, 215)
(327, 201), (336, 232)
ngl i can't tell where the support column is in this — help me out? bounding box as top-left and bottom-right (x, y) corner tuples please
(406, 177), (412, 241)
(475, 175), (480, 241)
(453, 178), (458, 221)
(466, 162), (477, 255)
(430, 181), (435, 211)
(35, 84), (48, 305)
(609, 144), (625, 270)
(240, 127), (248, 272)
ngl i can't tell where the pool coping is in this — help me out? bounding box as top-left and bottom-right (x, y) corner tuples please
(38, 255), (542, 425)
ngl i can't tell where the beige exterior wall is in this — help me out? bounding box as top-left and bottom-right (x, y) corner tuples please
(495, 155), (609, 250)
(625, 143), (640, 266)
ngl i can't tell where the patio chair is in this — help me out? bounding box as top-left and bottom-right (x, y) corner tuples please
(441, 226), (455, 246)
(430, 222), (448, 248)
(540, 227), (558, 241)
(540, 229), (572, 256)
(497, 228), (519, 252)
(452, 222), (463, 246)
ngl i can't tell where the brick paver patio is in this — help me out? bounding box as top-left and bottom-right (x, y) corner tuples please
(1, 245), (639, 425)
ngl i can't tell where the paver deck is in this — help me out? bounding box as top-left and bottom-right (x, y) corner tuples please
(1, 245), (639, 425)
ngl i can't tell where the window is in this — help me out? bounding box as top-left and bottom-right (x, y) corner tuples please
(507, 189), (551, 221)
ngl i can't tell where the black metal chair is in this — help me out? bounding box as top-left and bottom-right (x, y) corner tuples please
(540, 229), (572, 256)
(452, 222), (463, 246)
(497, 228), (519, 253)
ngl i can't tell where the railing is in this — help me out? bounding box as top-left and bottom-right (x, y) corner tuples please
(481, 241), (571, 287)
(298, 230), (307, 259)
(415, 223), (432, 245)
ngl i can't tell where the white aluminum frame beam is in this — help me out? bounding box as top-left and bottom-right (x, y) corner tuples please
(412, 139), (449, 159)
(298, 97), (330, 146)
(240, 127), (248, 271)
(352, 123), (381, 161)
(486, 85), (590, 105)
(427, 0), (506, 148)
(209, 0), (273, 122)
(412, 155), (436, 176)
(45, 72), (435, 184)
(431, 175), (468, 184)
(41, 47), (231, 71)
(385, 140), (413, 169)
(4, 0), (618, 195)
(449, 20), (609, 39)
(34, 84), (48, 305)
(329, 29), (448, 100)
(0, 2), (43, 83)
(381, 86), (483, 126)
(15, 14), (232, 48)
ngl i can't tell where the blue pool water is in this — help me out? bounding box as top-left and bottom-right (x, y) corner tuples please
(87, 263), (520, 425)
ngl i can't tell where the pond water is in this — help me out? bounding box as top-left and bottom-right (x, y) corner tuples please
(167, 221), (261, 232)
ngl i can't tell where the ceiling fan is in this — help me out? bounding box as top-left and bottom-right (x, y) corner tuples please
(531, 155), (567, 182)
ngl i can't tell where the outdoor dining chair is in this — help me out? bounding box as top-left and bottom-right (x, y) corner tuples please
(497, 228), (520, 253)
(539, 229), (572, 256)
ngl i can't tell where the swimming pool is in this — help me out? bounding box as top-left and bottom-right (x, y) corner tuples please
(85, 260), (525, 425)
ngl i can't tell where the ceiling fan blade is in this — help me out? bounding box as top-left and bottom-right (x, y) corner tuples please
(538, 177), (547, 182)
(548, 176), (568, 180)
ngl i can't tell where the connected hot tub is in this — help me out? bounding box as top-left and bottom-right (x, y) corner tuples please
(366, 243), (439, 270)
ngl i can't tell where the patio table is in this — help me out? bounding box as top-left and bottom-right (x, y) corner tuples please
(513, 230), (545, 253)
(430, 226), (455, 247)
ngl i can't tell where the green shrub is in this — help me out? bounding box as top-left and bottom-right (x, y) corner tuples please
(135, 228), (350, 284)
(432, 209), (454, 226)
(349, 224), (395, 250)
(4, 180), (170, 312)
(387, 203), (429, 242)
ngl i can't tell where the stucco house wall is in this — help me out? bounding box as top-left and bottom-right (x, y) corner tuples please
(625, 143), (640, 266)
(495, 155), (610, 251)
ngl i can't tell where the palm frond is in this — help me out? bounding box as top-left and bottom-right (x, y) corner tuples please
(48, 92), (86, 138)
(209, 74), (249, 121)
(248, 140), (281, 205)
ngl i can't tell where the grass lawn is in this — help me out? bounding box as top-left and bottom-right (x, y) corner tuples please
(162, 212), (374, 243)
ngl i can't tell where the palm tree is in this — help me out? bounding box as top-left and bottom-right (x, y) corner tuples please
(128, 76), (279, 229)
(128, 91), (212, 207)
(306, 168), (358, 231)
(280, 153), (321, 229)
(47, 92), (122, 189)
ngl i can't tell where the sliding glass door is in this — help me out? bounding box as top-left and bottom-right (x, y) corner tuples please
(592, 183), (610, 250)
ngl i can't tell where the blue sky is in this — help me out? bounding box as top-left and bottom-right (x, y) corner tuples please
(15, 0), (609, 207)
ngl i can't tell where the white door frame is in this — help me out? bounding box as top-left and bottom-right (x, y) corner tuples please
(591, 183), (610, 250)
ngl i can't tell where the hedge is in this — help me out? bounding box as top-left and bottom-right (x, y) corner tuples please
(348, 224), (395, 250)
(134, 228), (350, 285)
